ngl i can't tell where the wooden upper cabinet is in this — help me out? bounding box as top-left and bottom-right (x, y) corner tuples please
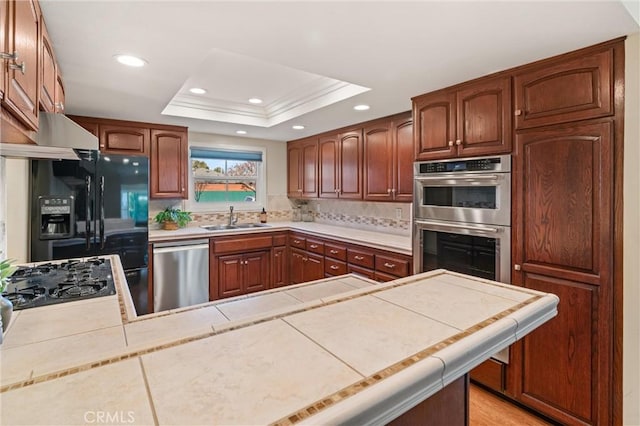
(55, 71), (64, 113)
(4, 0), (40, 130)
(0, 0), (6, 100)
(514, 48), (613, 130)
(413, 76), (511, 160)
(319, 130), (362, 199)
(99, 124), (150, 156)
(363, 114), (413, 202)
(39, 20), (56, 113)
(287, 137), (318, 198)
(413, 90), (456, 160)
(150, 128), (188, 199)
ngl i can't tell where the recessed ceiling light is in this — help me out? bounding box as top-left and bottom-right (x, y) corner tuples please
(113, 54), (147, 67)
(292, 125), (305, 130)
(354, 104), (370, 111)
(189, 88), (207, 95)
(248, 98), (263, 104)
(236, 130), (247, 135)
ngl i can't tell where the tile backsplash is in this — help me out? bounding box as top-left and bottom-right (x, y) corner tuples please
(148, 196), (411, 235)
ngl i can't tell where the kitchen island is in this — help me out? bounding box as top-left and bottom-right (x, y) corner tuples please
(0, 255), (558, 425)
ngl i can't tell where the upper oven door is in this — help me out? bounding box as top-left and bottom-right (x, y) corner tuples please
(414, 172), (511, 226)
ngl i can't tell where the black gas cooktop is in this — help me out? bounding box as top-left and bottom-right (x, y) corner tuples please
(2, 258), (116, 310)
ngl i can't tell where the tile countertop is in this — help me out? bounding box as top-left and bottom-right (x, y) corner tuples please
(0, 255), (559, 425)
(149, 221), (412, 255)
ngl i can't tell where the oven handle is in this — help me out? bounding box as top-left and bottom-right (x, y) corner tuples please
(414, 174), (502, 183)
(414, 219), (504, 235)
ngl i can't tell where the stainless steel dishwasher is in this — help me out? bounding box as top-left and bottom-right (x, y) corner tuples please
(152, 239), (210, 312)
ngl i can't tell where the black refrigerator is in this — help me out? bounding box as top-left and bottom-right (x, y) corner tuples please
(30, 151), (150, 313)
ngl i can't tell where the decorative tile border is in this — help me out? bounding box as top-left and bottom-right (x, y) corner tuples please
(149, 209), (293, 227)
(0, 267), (543, 426)
(314, 211), (410, 233)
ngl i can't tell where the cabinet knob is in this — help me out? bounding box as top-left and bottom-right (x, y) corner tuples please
(387, 189), (391, 194)
(515, 109), (523, 116)
(391, 188), (396, 194)
(448, 140), (454, 147)
(455, 139), (462, 146)
(514, 264), (521, 271)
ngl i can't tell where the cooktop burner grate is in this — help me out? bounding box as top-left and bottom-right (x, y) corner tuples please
(2, 257), (115, 310)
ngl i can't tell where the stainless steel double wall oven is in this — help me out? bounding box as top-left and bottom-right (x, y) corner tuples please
(413, 154), (511, 284)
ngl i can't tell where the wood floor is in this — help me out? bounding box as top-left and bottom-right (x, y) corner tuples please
(469, 384), (553, 426)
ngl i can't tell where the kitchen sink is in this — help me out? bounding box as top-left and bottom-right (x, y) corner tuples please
(200, 223), (271, 231)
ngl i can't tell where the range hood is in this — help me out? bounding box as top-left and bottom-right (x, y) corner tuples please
(0, 112), (98, 160)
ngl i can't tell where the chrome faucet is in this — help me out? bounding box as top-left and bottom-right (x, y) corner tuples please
(228, 205), (238, 226)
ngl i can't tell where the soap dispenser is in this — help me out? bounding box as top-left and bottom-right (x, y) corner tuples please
(260, 208), (267, 223)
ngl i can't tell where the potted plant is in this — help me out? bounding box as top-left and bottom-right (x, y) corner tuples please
(154, 207), (193, 230)
(0, 258), (17, 335)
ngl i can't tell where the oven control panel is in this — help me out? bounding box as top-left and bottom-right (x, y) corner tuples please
(417, 155), (510, 174)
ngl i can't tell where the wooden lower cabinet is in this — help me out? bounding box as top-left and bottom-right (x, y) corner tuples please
(272, 246), (288, 288)
(290, 247), (324, 284)
(216, 251), (270, 299)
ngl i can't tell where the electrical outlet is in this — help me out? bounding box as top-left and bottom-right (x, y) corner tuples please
(395, 208), (402, 219)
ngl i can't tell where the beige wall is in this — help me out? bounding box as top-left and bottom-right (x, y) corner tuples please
(623, 31), (639, 426)
(4, 158), (29, 262)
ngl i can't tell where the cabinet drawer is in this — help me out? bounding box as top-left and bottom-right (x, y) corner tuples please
(289, 235), (306, 249)
(324, 243), (347, 261)
(375, 254), (410, 278)
(273, 234), (287, 246)
(306, 239), (324, 255)
(470, 358), (505, 392)
(375, 271), (399, 282)
(347, 248), (374, 268)
(348, 265), (375, 280)
(325, 258), (347, 276)
(214, 236), (273, 253)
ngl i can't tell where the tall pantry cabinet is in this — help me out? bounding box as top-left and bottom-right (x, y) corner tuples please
(508, 39), (624, 426)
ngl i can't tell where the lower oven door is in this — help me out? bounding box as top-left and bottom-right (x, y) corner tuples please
(413, 219), (511, 284)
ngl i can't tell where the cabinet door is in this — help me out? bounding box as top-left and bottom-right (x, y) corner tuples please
(217, 254), (244, 299)
(289, 248), (306, 284)
(272, 246), (288, 288)
(5, 0), (39, 130)
(318, 134), (339, 198)
(393, 116), (414, 202)
(55, 72), (64, 113)
(301, 139), (318, 198)
(413, 90), (456, 160)
(287, 142), (302, 197)
(511, 121), (613, 425)
(100, 124), (150, 155)
(0, 0), (5, 100)
(303, 252), (324, 282)
(338, 130), (362, 199)
(514, 48), (613, 130)
(244, 251), (270, 294)
(363, 121), (393, 201)
(150, 129), (188, 199)
(39, 21), (56, 113)
(456, 76), (512, 157)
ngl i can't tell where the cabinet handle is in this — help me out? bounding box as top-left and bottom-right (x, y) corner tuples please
(354, 255), (364, 260)
(391, 188), (396, 194)
(9, 61), (26, 74)
(448, 141), (454, 147)
(310, 244), (318, 249)
(387, 188), (391, 194)
(455, 139), (462, 146)
(330, 265), (339, 270)
(55, 102), (64, 112)
(514, 264), (521, 271)
(329, 249), (339, 254)
(0, 51), (18, 61)
(293, 239), (301, 244)
(383, 262), (396, 269)
(303, 257), (308, 262)
(514, 109), (523, 116)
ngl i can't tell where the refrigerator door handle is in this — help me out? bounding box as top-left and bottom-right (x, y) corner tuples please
(85, 175), (92, 251)
(100, 176), (105, 249)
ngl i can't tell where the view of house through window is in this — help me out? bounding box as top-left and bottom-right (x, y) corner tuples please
(190, 148), (262, 204)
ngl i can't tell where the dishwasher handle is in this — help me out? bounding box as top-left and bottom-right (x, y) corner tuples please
(153, 242), (209, 254)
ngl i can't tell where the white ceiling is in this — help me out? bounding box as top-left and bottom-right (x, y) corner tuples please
(39, 1), (639, 142)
